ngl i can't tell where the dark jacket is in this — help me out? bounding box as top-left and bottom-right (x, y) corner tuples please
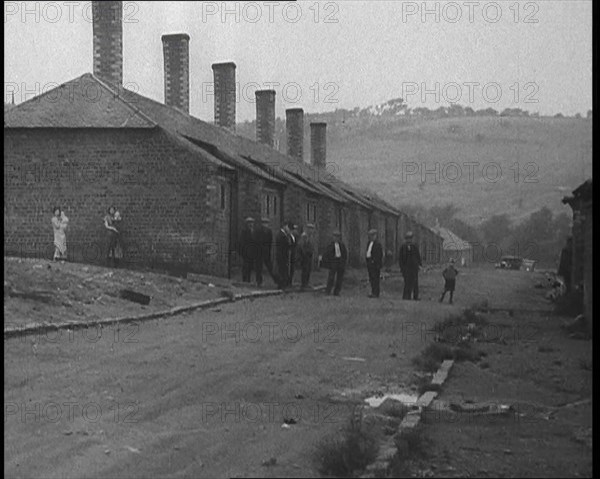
(442, 265), (458, 280)
(274, 229), (291, 268)
(399, 242), (422, 273)
(298, 235), (315, 266)
(239, 226), (258, 261)
(256, 225), (273, 261)
(322, 241), (348, 269)
(366, 240), (383, 269)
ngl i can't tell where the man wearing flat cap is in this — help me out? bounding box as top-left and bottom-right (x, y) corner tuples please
(399, 231), (422, 300)
(323, 230), (348, 296)
(366, 229), (383, 298)
(239, 217), (258, 284)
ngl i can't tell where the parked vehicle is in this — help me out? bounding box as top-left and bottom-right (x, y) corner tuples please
(495, 256), (523, 270)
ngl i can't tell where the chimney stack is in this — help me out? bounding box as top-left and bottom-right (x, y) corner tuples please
(286, 108), (304, 161)
(92, 1), (123, 87)
(310, 122), (327, 169)
(161, 33), (190, 113)
(212, 62), (237, 131)
(255, 90), (276, 147)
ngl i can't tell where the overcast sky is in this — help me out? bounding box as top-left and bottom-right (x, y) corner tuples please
(4, 1), (593, 121)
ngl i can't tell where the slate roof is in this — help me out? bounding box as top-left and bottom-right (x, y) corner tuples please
(430, 226), (472, 251)
(4, 73), (402, 214)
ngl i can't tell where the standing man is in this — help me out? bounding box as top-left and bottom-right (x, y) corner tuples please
(257, 217), (274, 283)
(289, 224), (299, 286)
(239, 217), (257, 283)
(366, 229), (383, 298)
(399, 231), (422, 300)
(298, 223), (316, 290)
(274, 222), (292, 289)
(323, 230), (348, 296)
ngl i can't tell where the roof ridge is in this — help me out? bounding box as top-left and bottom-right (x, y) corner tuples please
(90, 74), (157, 128)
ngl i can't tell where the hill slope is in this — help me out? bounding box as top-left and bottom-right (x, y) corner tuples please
(238, 114), (592, 225)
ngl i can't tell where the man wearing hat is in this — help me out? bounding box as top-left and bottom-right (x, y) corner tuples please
(366, 229), (384, 298)
(274, 222), (293, 289)
(322, 230), (348, 296)
(239, 217), (258, 284)
(289, 224), (299, 285)
(399, 231), (422, 300)
(298, 224), (316, 289)
(255, 217), (274, 286)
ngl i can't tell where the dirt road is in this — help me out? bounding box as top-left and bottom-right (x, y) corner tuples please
(4, 265), (591, 478)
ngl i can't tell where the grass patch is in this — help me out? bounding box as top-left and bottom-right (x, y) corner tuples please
(412, 343), (454, 372)
(388, 428), (428, 477)
(314, 411), (379, 477)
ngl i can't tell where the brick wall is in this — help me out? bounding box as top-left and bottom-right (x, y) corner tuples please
(4, 128), (231, 277)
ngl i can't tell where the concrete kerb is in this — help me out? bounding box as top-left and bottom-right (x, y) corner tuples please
(4, 284), (328, 340)
(361, 359), (455, 478)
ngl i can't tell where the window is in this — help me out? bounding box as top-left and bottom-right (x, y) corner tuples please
(262, 190), (280, 222)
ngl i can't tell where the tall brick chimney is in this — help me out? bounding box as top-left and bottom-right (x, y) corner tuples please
(212, 62), (236, 131)
(92, 1), (123, 87)
(255, 90), (276, 147)
(286, 108), (304, 161)
(161, 33), (190, 113)
(310, 122), (327, 169)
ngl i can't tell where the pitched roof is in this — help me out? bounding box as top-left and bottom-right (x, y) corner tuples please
(430, 226), (472, 251)
(4, 75), (156, 128)
(4, 73), (402, 213)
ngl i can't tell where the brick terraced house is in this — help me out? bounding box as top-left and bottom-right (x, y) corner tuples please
(4, 1), (443, 278)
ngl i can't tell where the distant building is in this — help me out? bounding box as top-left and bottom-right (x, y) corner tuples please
(431, 224), (473, 266)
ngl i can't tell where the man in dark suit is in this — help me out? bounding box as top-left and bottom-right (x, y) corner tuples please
(298, 223), (316, 290)
(253, 217), (274, 287)
(289, 224), (299, 285)
(366, 229), (383, 298)
(399, 231), (422, 300)
(274, 222), (292, 289)
(239, 217), (258, 283)
(323, 230), (348, 296)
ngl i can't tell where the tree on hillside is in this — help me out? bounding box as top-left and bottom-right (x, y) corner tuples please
(575, 113), (582, 119)
(554, 113), (564, 118)
(587, 109), (592, 119)
(476, 108), (498, 117)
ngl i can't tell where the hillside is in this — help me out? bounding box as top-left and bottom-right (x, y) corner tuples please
(238, 113), (592, 225)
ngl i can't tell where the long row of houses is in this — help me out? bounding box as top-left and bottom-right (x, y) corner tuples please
(4, 1), (444, 278)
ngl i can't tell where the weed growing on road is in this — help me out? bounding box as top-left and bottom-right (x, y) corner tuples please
(314, 410), (378, 477)
(388, 427), (427, 477)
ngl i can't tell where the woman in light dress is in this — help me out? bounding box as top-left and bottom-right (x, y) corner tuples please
(52, 206), (69, 261)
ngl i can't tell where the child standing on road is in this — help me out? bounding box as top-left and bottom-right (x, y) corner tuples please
(439, 258), (459, 304)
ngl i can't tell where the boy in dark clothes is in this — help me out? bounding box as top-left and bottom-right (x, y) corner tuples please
(439, 258), (459, 304)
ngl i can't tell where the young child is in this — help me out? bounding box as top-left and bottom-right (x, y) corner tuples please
(439, 258), (459, 304)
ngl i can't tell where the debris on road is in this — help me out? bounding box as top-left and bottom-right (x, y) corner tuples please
(125, 446), (141, 454)
(261, 457), (277, 467)
(119, 290), (151, 305)
(342, 356), (366, 362)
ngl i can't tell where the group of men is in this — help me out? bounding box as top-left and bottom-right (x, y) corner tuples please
(239, 218), (426, 300)
(239, 217), (316, 290)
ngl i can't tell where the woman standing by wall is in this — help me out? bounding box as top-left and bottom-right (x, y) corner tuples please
(51, 206), (69, 261)
(104, 206), (123, 267)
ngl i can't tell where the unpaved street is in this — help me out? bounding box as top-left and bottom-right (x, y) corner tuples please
(4, 267), (592, 478)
